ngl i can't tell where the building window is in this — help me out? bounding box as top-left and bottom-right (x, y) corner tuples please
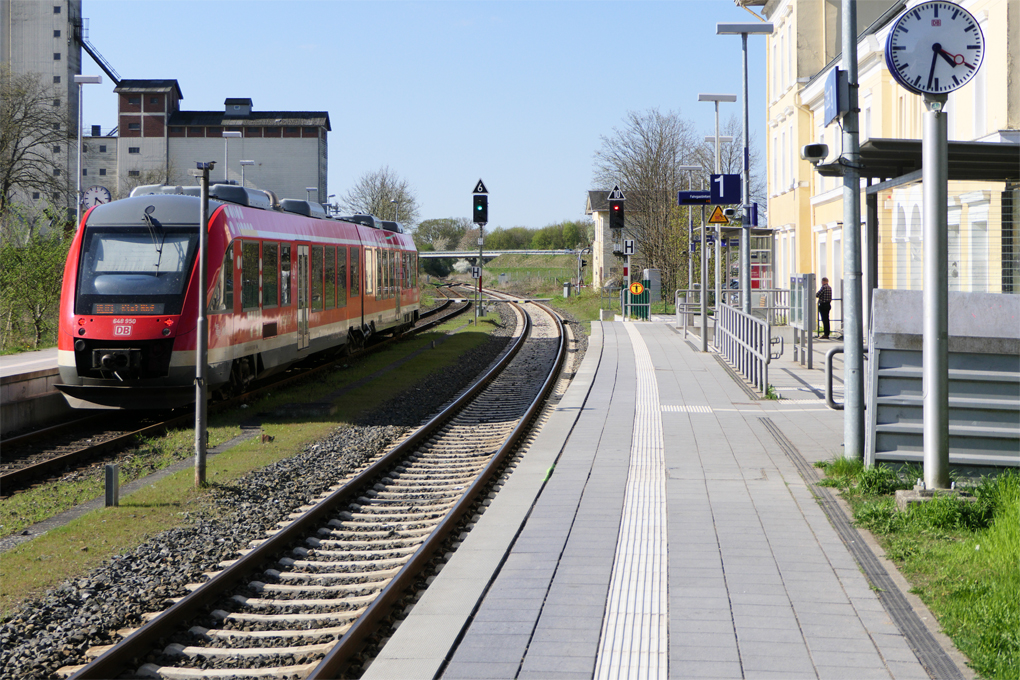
(128, 123), (140, 131)
(53, 75), (60, 83)
(82, 168), (87, 176)
(99, 145), (106, 152)
(53, 99), (60, 106)
(150, 97), (158, 104)
(53, 5), (60, 13)
(128, 147), (140, 154)
(53, 169), (61, 176)
(53, 123), (60, 130)
(99, 168), (106, 176)
(33, 192), (40, 199)
(266, 127), (279, 134)
(170, 126), (184, 133)
(54, 52), (61, 60)
(285, 127), (298, 134)
(53, 145), (61, 153)
(128, 96), (140, 105)
(53, 29), (61, 37)
(128, 170), (140, 177)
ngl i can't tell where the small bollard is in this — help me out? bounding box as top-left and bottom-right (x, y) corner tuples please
(105, 464), (119, 507)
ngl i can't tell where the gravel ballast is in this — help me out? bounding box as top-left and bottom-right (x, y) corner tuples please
(0, 305), (522, 680)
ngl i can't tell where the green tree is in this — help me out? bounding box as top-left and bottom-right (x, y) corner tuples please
(0, 206), (71, 349)
(414, 217), (470, 251)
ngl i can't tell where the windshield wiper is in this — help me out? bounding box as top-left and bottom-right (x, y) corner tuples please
(141, 205), (168, 271)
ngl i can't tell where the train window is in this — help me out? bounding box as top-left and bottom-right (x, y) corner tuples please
(280, 244), (291, 305)
(209, 243), (234, 313)
(337, 247), (347, 307)
(263, 242), (278, 308)
(376, 248), (384, 301)
(350, 247), (360, 297)
(241, 241), (260, 310)
(311, 245), (323, 311)
(324, 247), (336, 309)
(412, 252), (417, 288)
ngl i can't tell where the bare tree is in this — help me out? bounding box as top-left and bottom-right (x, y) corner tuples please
(339, 166), (420, 227)
(0, 65), (72, 235)
(592, 109), (701, 295)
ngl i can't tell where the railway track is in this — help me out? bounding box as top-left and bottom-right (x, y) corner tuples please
(0, 294), (468, 494)
(64, 300), (565, 680)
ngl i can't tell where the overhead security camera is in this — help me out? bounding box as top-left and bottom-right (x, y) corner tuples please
(801, 143), (829, 165)
(723, 208), (737, 218)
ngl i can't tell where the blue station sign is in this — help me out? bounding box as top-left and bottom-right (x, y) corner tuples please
(678, 190), (712, 205)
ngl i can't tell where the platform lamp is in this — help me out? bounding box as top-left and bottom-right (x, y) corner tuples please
(716, 22), (773, 314)
(73, 75), (102, 228)
(222, 131), (241, 183)
(700, 94), (736, 320)
(239, 160), (254, 188)
(678, 165), (702, 291)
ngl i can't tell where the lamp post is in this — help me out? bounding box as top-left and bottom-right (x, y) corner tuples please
(717, 22), (773, 314)
(239, 160), (254, 188)
(73, 75), (102, 228)
(222, 131), (241, 183)
(306, 187), (318, 203)
(189, 161), (215, 486)
(700, 93), (737, 319)
(391, 198), (398, 221)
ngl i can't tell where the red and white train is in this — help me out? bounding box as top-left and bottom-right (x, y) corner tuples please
(57, 184), (419, 409)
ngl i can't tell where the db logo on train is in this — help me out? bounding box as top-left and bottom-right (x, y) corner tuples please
(114, 325), (132, 336)
(629, 282), (644, 296)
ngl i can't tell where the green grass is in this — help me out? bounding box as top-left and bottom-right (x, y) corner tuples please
(815, 459), (1019, 679)
(0, 310), (501, 618)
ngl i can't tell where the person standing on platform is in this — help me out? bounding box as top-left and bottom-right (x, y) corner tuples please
(816, 277), (832, 339)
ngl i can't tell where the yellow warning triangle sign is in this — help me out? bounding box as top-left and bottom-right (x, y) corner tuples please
(708, 206), (729, 224)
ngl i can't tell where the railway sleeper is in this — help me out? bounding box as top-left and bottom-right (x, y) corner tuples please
(137, 661), (319, 679)
(281, 558), (408, 572)
(189, 623), (353, 643)
(232, 594), (377, 609)
(328, 508), (450, 523)
(248, 581), (389, 598)
(162, 639), (337, 658)
(211, 608), (365, 626)
(352, 494), (459, 507)
(312, 518), (437, 533)
(306, 540), (419, 557)
(268, 565), (402, 583)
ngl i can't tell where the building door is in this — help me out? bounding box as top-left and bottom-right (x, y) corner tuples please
(297, 245), (310, 350)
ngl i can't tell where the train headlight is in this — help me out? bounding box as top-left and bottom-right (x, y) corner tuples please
(162, 327), (171, 336)
(74, 339), (86, 352)
(78, 328), (86, 336)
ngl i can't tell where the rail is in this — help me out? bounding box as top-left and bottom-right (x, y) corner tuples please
(715, 303), (772, 396)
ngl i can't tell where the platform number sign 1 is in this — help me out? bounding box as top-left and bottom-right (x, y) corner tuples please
(710, 174), (741, 205)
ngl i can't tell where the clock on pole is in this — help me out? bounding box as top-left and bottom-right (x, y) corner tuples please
(82, 185), (112, 208)
(885, 1), (985, 96)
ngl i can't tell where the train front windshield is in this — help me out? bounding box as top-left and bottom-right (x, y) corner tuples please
(75, 226), (198, 315)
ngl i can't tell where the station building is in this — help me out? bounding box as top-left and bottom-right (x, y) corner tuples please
(2, 0), (330, 217)
(742, 0), (1019, 323)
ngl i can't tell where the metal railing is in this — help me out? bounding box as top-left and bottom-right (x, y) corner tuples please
(716, 302), (772, 396)
(674, 288), (710, 342)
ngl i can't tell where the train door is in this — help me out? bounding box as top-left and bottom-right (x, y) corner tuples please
(297, 245), (310, 350)
(394, 250), (402, 318)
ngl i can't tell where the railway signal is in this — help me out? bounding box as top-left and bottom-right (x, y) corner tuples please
(473, 194), (488, 225)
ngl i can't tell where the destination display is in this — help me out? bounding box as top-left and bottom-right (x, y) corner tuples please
(93, 302), (165, 314)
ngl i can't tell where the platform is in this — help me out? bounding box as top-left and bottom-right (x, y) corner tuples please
(0, 347), (74, 436)
(365, 319), (969, 680)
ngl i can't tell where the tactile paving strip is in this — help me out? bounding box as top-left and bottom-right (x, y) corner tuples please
(594, 324), (668, 679)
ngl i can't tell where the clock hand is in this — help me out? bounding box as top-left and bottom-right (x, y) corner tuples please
(938, 48), (974, 69)
(927, 44), (940, 89)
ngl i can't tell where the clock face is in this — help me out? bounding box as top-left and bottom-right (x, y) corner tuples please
(82, 185), (112, 208)
(886, 1), (985, 95)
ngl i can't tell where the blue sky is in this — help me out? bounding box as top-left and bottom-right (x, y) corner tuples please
(79, 0), (768, 229)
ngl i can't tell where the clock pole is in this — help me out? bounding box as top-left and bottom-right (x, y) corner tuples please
(841, 0), (865, 462)
(922, 93), (950, 489)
